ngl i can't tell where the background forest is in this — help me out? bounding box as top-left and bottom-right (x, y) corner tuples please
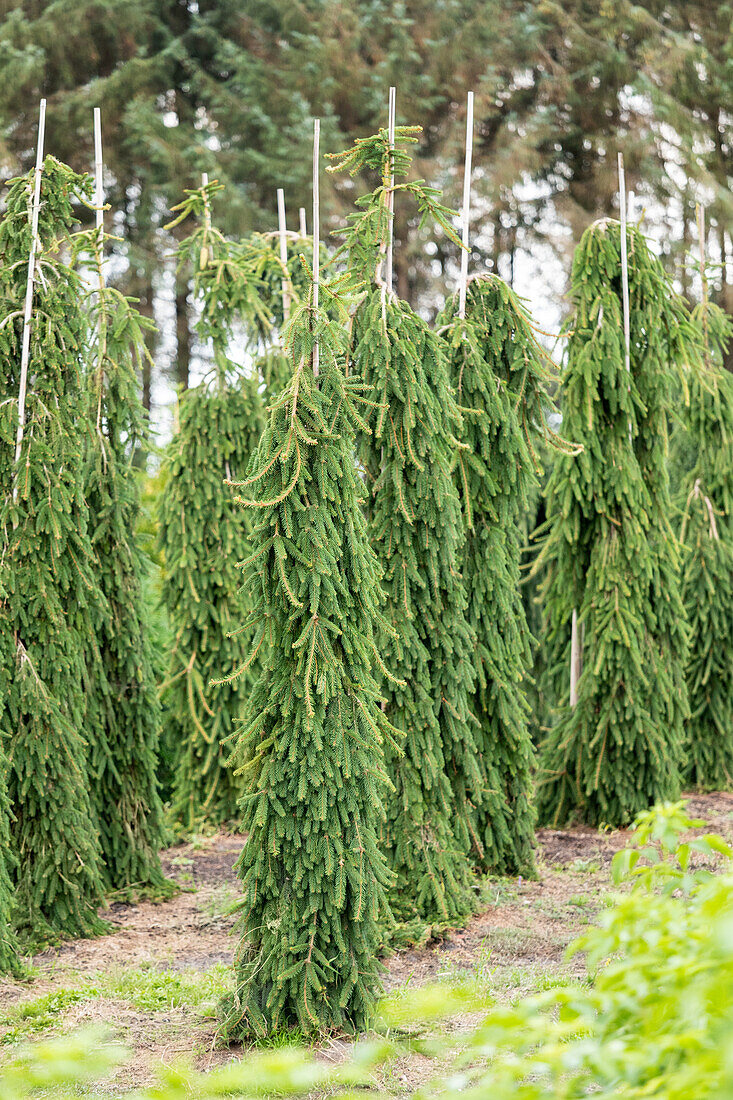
(0, 0), (730, 431)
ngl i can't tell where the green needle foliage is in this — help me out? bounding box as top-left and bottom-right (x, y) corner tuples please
(81, 227), (171, 898)
(0, 158), (106, 940)
(677, 290), (733, 790)
(0, 737), (19, 974)
(160, 183), (264, 829)
(331, 130), (480, 935)
(439, 275), (573, 875)
(536, 219), (697, 827)
(218, 278), (395, 1041)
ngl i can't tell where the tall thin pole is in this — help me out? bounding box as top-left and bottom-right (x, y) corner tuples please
(14, 98), (47, 474)
(385, 86), (396, 295)
(458, 91), (474, 320)
(617, 153), (631, 379)
(312, 118), (320, 378)
(277, 187), (291, 323)
(93, 107), (104, 235)
(201, 171), (211, 234)
(569, 609), (581, 708)
(299, 207), (307, 238)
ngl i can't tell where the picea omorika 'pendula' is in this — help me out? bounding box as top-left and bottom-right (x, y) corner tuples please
(217, 276), (397, 1039)
(535, 219), (698, 827)
(330, 128), (481, 935)
(0, 159), (106, 939)
(159, 181), (264, 828)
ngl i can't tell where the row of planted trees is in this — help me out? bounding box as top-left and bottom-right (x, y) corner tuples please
(0, 114), (731, 1040)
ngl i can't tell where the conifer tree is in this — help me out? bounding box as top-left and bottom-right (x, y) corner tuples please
(677, 286), (733, 789)
(218, 271), (395, 1040)
(0, 159), (105, 939)
(535, 219), (697, 827)
(0, 727), (19, 973)
(439, 275), (571, 874)
(80, 220), (171, 896)
(159, 183), (264, 828)
(330, 130), (480, 934)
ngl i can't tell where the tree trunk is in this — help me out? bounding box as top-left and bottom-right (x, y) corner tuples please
(175, 278), (191, 392)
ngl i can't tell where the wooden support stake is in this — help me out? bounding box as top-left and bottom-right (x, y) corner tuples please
(617, 153), (631, 378)
(312, 118), (320, 378)
(93, 107), (104, 235)
(458, 91), (474, 320)
(201, 171), (212, 234)
(277, 187), (291, 323)
(385, 86), (396, 294)
(299, 207), (307, 237)
(569, 608), (582, 708)
(14, 98), (47, 475)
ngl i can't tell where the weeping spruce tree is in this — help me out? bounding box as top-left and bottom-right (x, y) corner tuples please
(0, 746), (19, 972)
(439, 276), (572, 874)
(159, 181), (264, 828)
(330, 131), (480, 934)
(218, 275), (395, 1040)
(536, 219), (698, 827)
(81, 224), (170, 897)
(677, 281), (733, 789)
(0, 159), (105, 939)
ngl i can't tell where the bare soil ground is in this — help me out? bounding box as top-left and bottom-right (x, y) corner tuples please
(1, 791), (732, 1093)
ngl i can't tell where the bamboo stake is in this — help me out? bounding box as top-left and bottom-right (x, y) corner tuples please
(618, 153), (631, 379)
(458, 91), (474, 320)
(277, 187), (291, 323)
(201, 172), (211, 233)
(569, 609), (582, 708)
(299, 207), (307, 237)
(312, 118), (320, 378)
(13, 98), (47, 478)
(93, 107), (104, 235)
(92, 108), (108, 436)
(385, 86), (396, 295)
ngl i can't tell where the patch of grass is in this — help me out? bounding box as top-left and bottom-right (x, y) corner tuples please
(102, 962), (230, 1013)
(0, 988), (94, 1045)
(565, 856), (602, 874)
(252, 1025), (307, 1050)
(0, 964), (231, 1047)
(197, 886), (239, 924)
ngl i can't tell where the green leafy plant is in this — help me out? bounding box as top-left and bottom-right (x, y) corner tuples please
(535, 220), (699, 827)
(0, 158), (106, 941)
